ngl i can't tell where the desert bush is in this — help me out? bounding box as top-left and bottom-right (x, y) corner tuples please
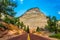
(36, 27), (40, 32)
(49, 33), (60, 39)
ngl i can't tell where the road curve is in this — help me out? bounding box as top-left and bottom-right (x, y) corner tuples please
(30, 33), (51, 40)
(8, 33), (28, 40)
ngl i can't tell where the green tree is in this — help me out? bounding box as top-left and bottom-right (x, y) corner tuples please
(46, 16), (58, 34)
(36, 27), (40, 32)
(4, 15), (15, 24)
(4, 15), (10, 23)
(23, 25), (26, 31)
(0, 23), (8, 30)
(20, 22), (24, 29)
(26, 26), (29, 33)
(0, 0), (17, 19)
(47, 16), (53, 32)
(14, 17), (21, 28)
(17, 21), (20, 28)
(51, 16), (58, 33)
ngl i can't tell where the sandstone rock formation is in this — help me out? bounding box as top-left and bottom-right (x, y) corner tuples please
(20, 7), (48, 29)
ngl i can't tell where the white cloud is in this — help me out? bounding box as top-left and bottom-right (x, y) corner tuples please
(58, 11), (60, 14)
(20, 0), (23, 4)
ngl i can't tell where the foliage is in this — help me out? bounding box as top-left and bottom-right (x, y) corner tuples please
(4, 15), (10, 23)
(14, 17), (21, 28)
(23, 25), (26, 31)
(0, 0), (17, 26)
(4, 15), (15, 24)
(26, 26), (29, 33)
(57, 29), (60, 32)
(45, 16), (58, 33)
(0, 23), (8, 30)
(0, 0), (17, 17)
(17, 22), (20, 28)
(36, 27), (40, 32)
(45, 25), (57, 32)
(0, 24), (3, 28)
(49, 33), (60, 39)
(20, 22), (24, 29)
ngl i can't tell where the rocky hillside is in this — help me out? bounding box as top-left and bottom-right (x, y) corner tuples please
(20, 7), (48, 29)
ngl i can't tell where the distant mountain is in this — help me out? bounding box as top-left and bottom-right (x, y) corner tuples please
(20, 7), (48, 29)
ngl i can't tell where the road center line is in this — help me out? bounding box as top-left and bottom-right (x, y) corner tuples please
(27, 34), (30, 40)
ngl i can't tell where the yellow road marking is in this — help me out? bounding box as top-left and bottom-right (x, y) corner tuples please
(27, 34), (30, 40)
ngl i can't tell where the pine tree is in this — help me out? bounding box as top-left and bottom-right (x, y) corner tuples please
(46, 16), (58, 34)
(36, 27), (40, 32)
(0, 0), (17, 19)
(26, 26), (29, 33)
(52, 16), (57, 33)
(20, 22), (24, 29)
(23, 25), (26, 31)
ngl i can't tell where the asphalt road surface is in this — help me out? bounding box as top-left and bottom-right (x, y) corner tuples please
(8, 33), (28, 40)
(8, 33), (51, 40)
(30, 33), (51, 40)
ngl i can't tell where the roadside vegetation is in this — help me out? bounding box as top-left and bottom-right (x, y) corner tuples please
(0, 0), (17, 31)
(45, 16), (60, 39)
(36, 27), (41, 32)
(49, 33), (60, 39)
(0, 0), (25, 30)
(0, 0), (30, 36)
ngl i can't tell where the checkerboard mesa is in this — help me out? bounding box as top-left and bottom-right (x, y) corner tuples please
(20, 7), (48, 29)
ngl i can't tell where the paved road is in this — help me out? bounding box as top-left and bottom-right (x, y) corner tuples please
(30, 34), (51, 40)
(8, 33), (51, 40)
(8, 33), (28, 40)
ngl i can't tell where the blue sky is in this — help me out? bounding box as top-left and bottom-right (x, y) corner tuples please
(13, 0), (60, 20)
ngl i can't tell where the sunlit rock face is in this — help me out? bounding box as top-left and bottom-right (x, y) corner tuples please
(20, 7), (48, 29)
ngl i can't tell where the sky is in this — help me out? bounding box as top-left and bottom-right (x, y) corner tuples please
(13, 0), (60, 20)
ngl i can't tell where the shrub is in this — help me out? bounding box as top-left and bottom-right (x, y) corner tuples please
(49, 33), (60, 39)
(23, 25), (27, 31)
(36, 27), (40, 32)
(45, 25), (53, 32)
(45, 16), (58, 34)
(20, 22), (24, 29)
(26, 26), (29, 33)
(0, 24), (8, 30)
(57, 29), (60, 32)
